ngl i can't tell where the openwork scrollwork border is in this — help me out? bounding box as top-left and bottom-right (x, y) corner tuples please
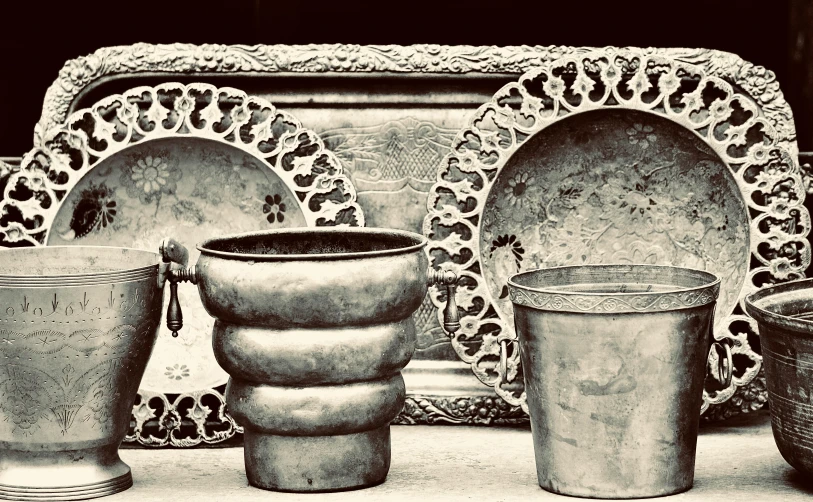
(423, 48), (810, 415)
(0, 83), (364, 446)
(1, 82), (363, 247)
(24, 44), (810, 431)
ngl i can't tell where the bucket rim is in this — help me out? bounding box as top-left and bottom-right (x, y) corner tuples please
(507, 264), (721, 314)
(195, 227), (428, 261)
(0, 245), (159, 283)
(744, 277), (813, 334)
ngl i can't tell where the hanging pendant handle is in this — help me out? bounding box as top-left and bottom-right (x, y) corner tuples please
(427, 269), (460, 335)
(159, 238), (197, 338)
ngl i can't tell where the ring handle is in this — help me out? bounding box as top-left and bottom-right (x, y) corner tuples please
(497, 338), (521, 385)
(160, 238), (189, 267)
(711, 341), (733, 388)
(499, 339), (509, 384)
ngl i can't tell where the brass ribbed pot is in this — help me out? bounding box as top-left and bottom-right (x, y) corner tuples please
(0, 245), (185, 501)
(164, 228), (451, 493)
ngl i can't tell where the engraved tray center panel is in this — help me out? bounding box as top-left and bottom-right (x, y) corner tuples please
(69, 74), (516, 364)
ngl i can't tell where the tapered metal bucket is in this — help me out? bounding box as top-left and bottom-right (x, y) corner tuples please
(0, 245), (186, 501)
(162, 228), (457, 493)
(507, 264), (728, 499)
(745, 278), (813, 477)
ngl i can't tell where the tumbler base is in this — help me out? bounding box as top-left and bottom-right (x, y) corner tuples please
(0, 446), (132, 501)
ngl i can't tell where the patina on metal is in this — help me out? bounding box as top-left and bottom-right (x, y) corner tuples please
(506, 264), (730, 499)
(162, 228), (459, 492)
(0, 244), (187, 501)
(745, 278), (813, 477)
(3, 46), (798, 444)
(421, 48), (806, 423)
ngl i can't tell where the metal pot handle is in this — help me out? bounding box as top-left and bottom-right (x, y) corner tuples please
(499, 339), (514, 385)
(429, 270), (518, 385)
(159, 262), (464, 338)
(710, 341), (733, 388)
(159, 238), (198, 338)
(427, 269), (461, 335)
(434, 274), (733, 389)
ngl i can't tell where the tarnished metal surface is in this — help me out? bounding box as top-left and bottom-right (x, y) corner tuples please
(1, 83), (366, 448)
(0, 246), (168, 500)
(745, 278), (813, 477)
(507, 265), (724, 499)
(165, 228), (429, 492)
(423, 48), (807, 421)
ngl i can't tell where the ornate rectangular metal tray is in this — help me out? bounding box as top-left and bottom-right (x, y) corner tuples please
(27, 45), (563, 445)
(7, 44), (811, 446)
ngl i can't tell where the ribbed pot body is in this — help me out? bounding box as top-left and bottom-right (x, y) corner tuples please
(745, 278), (813, 477)
(199, 228), (427, 492)
(508, 265), (720, 499)
(0, 247), (163, 501)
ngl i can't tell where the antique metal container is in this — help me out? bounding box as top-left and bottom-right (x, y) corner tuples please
(0, 245), (186, 501)
(507, 264), (730, 499)
(163, 228), (457, 492)
(745, 278), (813, 477)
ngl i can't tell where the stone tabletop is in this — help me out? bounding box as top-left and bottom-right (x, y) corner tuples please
(111, 410), (811, 501)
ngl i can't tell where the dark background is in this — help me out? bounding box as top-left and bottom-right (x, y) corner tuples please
(0, 0), (811, 157)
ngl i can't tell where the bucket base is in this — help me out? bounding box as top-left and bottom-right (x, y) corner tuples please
(0, 445), (132, 501)
(243, 426), (391, 492)
(539, 482), (693, 500)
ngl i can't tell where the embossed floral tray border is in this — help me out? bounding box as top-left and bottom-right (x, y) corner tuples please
(5, 44), (809, 446)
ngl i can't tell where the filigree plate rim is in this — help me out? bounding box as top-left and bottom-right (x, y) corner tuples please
(423, 46), (810, 415)
(1, 82), (364, 446)
(4, 81), (364, 238)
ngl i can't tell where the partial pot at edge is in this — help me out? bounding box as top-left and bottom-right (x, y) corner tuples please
(0, 243), (187, 501)
(745, 278), (813, 478)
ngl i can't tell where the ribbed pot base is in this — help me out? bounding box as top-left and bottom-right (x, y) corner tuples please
(0, 473), (132, 501)
(244, 426), (391, 492)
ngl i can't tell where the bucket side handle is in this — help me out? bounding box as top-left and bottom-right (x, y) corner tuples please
(429, 270), (518, 385)
(499, 339), (514, 385)
(159, 238), (198, 338)
(494, 328), (733, 389)
(709, 340), (733, 389)
(706, 304), (733, 388)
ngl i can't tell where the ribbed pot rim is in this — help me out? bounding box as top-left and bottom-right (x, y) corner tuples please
(197, 227), (427, 261)
(507, 264), (721, 314)
(0, 246), (159, 286)
(744, 277), (813, 336)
